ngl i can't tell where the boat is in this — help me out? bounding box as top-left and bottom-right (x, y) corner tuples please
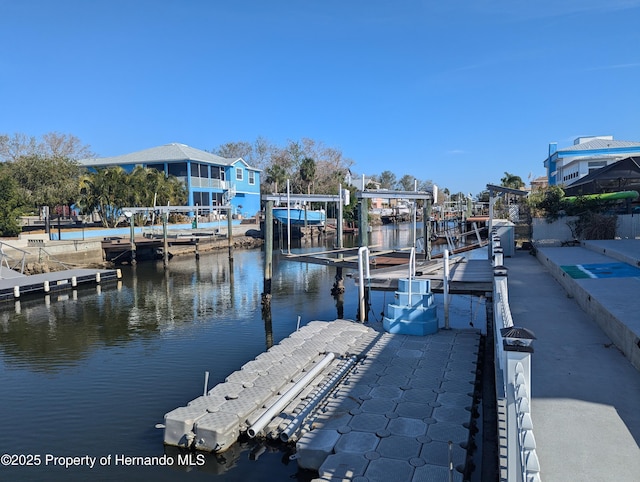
(272, 206), (326, 226)
(563, 190), (639, 203)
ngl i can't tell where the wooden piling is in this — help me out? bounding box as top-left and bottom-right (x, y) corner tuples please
(163, 214), (169, 268)
(227, 209), (234, 266)
(262, 201), (273, 307)
(424, 197), (432, 260)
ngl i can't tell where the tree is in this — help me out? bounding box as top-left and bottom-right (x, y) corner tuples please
(78, 167), (129, 227)
(476, 190), (490, 203)
(500, 172), (525, 190)
(378, 171), (397, 190)
(126, 167), (186, 224)
(398, 174), (416, 191)
(5, 154), (82, 211)
(263, 164), (288, 194)
(225, 137), (352, 195)
(0, 165), (24, 236)
(299, 157), (316, 194)
(0, 132), (93, 162)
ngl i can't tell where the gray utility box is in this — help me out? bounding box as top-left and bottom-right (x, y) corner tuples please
(492, 219), (515, 257)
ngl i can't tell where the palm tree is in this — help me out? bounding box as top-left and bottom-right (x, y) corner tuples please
(78, 167), (129, 227)
(501, 172), (525, 190)
(299, 157), (316, 194)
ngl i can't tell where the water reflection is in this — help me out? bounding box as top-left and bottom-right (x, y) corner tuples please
(0, 224), (485, 481)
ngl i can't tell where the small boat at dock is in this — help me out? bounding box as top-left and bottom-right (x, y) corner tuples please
(272, 207), (326, 226)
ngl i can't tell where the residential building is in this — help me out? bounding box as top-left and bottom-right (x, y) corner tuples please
(78, 143), (261, 217)
(544, 136), (640, 187)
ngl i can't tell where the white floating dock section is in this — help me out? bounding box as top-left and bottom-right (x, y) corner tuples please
(163, 319), (378, 453)
(163, 319), (482, 479)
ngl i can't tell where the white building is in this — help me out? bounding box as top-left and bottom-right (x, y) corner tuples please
(544, 136), (640, 187)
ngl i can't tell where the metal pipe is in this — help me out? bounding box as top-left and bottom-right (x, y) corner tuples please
(203, 371), (209, 397)
(358, 247), (370, 322)
(444, 249), (450, 329)
(247, 352), (335, 438)
(280, 355), (358, 442)
(408, 247), (415, 306)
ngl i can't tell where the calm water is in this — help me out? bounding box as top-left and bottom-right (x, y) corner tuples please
(0, 225), (484, 482)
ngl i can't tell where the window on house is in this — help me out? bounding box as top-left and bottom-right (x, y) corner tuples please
(248, 170), (255, 185)
(168, 162), (187, 177)
(236, 167), (243, 181)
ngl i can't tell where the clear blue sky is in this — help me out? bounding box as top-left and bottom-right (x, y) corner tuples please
(1, 0), (639, 196)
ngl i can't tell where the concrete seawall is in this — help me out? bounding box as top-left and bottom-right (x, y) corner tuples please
(535, 240), (640, 372)
(3, 225), (263, 271)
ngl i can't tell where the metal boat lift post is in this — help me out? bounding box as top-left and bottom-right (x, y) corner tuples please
(355, 188), (434, 259)
(262, 191), (344, 301)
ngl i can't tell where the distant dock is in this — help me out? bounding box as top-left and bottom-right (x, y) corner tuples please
(0, 268), (121, 302)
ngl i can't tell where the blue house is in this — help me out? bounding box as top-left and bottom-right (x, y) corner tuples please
(78, 143), (261, 217)
(544, 136), (640, 187)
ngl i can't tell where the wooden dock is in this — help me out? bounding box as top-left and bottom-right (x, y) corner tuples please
(280, 243), (493, 295)
(101, 236), (202, 263)
(0, 268), (121, 302)
(353, 258), (493, 294)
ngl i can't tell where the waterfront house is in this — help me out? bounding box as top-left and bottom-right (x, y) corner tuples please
(544, 135), (640, 187)
(78, 143), (261, 217)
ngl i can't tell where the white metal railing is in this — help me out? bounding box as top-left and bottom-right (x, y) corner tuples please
(492, 232), (541, 482)
(0, 241), (28, 277)
(190, 177), (229, 190)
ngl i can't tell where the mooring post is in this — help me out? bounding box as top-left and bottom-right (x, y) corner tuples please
(331, 266), (345, 296)
(357, 199), (368, 248)
(129, 215), (137, 265)
(227, 207), (234, 266)
(424, 197), (432, 260)
(337, 185), (344, 250)
(163, 213), (169, 268)
(262, 200), (274, 307)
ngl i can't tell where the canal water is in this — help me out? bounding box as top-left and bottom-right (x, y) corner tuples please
(0, 225), (485, 481)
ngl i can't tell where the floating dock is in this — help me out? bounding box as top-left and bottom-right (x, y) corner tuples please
(0, 268), (121, 302)
(163, 319), (480, 480)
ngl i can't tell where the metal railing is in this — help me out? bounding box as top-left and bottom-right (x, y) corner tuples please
(492, 232), (541, 482)
(0, 241), (28, 277)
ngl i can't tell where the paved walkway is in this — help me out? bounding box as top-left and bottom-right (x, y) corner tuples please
(505, 242), (640, 482)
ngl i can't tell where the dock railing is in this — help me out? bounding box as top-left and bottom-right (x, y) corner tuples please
(492, 231), (541, 482)
(0, 241), (28, 277)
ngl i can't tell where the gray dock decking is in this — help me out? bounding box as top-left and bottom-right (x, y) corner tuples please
(0, 268), (121, 301)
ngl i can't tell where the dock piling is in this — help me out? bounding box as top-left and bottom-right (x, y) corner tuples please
(262, 201), (274, 308)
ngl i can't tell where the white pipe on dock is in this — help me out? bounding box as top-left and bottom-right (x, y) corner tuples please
(444, 249), (450, 329)
(13, 286), (19, 298)
(280, 355), (358, 442)
(203, 371), (209, 397)
(408, 247), (415, 307)
(247, 352), (336, 438)
(357, 247), (370, 322)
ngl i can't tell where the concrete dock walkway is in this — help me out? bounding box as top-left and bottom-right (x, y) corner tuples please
(505, 241), (640, 481)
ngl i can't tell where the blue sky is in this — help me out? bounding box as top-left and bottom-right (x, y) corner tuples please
(1, 0), (639, 196)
